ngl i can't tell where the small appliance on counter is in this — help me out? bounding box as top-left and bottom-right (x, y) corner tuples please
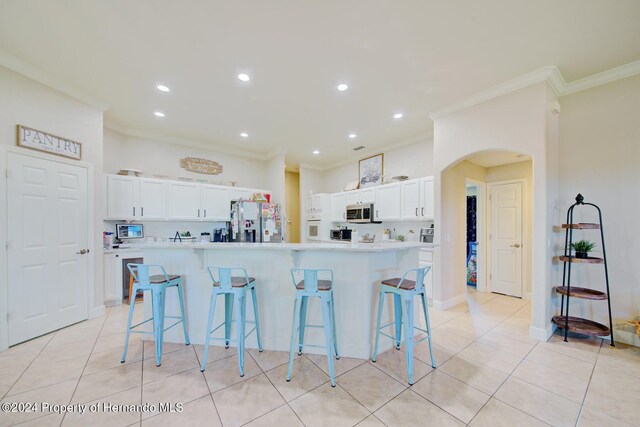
(213, 228), (229, 242)
(330, 227), (352, 241)
(420, 225), (435, 243)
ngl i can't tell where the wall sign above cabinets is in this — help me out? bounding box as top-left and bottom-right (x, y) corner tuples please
(16, 125), (82, 160)
(180, 157), (223, 175)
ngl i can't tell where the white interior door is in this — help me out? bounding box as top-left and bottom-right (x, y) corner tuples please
(8, 153), (89, 345)
(489, 182), (523, 298)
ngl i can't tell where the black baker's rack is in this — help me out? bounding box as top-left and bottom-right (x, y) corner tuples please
(552, 193), (614, 346)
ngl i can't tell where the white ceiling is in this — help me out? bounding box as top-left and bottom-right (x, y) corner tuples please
(1, 1), (639, 169)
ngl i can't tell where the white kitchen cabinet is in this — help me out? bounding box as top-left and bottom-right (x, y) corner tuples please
(331, 193), (347, 222)
(202, 185), (232, 221)
(138, 178), (166, 219)
(166, 181), (201, 220)
(232, 187), (253, 201)
(401, 179), (421, 220)
(375, 182), (401, 221)
(103, 253), (123, 306)
(420, 177), (434, 219)
(346, 188), (376, 205)
(106, 175), (138, 220)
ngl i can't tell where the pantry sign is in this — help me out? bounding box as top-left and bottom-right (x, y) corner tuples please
(17, 125), (82, 160)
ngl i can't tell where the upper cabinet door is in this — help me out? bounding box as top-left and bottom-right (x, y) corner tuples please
(166, 181), (201, 220)
(346, 190), (361, 206)
(330, 193), (348, 222)
(420, 178), (435, 219)
(232, 188), (252, 201)
(359, 188), (376, 204)
(106, 175), (138, 220)
(401, 179), (421, 220)
(202, 185), (232, 221)
(139, 178), (166, 220)
(375, 183), (401, 220)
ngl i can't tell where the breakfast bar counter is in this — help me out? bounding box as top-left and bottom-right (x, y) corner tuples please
(128, 242), (426, 359)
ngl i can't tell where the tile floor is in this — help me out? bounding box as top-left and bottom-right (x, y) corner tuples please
(1, 288), (638, 426)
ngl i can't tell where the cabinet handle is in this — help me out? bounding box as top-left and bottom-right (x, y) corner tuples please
(421, 207), (424, 216)
(133, 207), (135, 217)
(376, 210), (379, 218)
(204, 209), (207, 218)
(343, 212), (346, 219)
(198, 209), (200, 218)
(141, 207), (144, 217)
(415, 208), (418, 216)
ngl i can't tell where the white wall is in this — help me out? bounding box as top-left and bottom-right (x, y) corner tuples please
(104, 128), (269, 189)
(558, 74), (640, 346)
(0, 65), (105, 349)
(321, 138), (435, 193)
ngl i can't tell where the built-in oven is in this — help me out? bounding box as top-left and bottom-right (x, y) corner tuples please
(346, 204), (377, 223)
(307, 221), (330, 241)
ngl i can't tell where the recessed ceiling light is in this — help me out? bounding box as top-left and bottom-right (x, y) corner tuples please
(312, 150), (320, 155)
(348, 133), (357, 139)
(393, 112), (404, 119)
(337, 83), (349, 92)
(240, 132), (249, 138)
(238, 73), (250, 82)
(154, 111), (165, 118)
(156, 84), (170, 92)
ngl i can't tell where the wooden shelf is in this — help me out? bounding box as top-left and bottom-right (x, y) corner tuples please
(558, 256), (604, 264)
(553, 286), (608, 300)
(561, 223), (600, 230)
(552, 315), (610, 337)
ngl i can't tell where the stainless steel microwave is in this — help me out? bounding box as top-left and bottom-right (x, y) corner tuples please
(346, 204), (378, 223)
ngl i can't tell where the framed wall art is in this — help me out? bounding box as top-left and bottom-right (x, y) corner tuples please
(358, 153), (384, 188)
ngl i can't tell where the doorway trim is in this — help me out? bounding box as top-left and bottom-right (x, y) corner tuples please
(0, 146), (95, 351)
(487, 178), (527, 297)
(465, 178), (486, 292)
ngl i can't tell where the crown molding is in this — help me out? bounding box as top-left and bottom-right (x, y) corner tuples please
(560, 60), (640, 96)
(0, 49), (110, 111)
(103, 120), (269, 161)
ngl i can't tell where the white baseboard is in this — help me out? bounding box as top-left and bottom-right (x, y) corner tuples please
(525, 292), (532, 300)
(90, 305), (105, 319)
(530, 323), (556, 341)
(433, 294), (467, 311)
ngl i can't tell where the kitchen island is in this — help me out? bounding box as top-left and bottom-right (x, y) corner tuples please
(129, 242), (427, 359)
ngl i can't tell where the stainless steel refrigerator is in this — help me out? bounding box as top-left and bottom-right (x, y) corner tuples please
(229, 200), (285, 243)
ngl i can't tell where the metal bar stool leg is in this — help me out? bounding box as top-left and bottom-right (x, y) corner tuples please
(224, 293), (233, 348)
(235, 290), (247, 377)
(330, 291), (339, 359)
(402, 296), (415, 385)
(372, 289), (385, 362)
(393, 294), (403, 350)
(298, 296), (308, 355)
(420, 292), (436, 368)
(250, 285), (263, 352)
(321, 295), (336, 387)
(200, 289), (218, 372)
(286, 295), (303, 382)
(121, 284), (139, 363)
(152, 287), (166, 366)
(176, 280), (190, 345)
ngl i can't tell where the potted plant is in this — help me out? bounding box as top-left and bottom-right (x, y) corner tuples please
(570, 239), (596, 258)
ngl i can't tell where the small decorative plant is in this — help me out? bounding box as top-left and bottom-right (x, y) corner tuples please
(570, 240), (596, 258)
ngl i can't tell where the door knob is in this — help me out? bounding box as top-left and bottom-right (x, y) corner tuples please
(76, 249), (89, 254)
(510, 244), (521, 248)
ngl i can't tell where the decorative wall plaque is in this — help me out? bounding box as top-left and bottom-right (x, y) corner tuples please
(17, 125), (82, 160)
(180, 157), (223, 175)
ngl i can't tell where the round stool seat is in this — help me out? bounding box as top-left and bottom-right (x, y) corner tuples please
(213, 276), (255, 287)
(381, 278), (416, 290)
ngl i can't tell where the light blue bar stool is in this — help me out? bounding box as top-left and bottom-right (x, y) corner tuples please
(286, 268), (339, 387)
(372, 266), (436, 385)
(121, 264), (190, 367)
(200, 267), (263, 376)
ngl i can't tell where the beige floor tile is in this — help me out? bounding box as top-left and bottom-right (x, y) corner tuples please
(142, 347), (199, 384)
(290, 382), (369, 427)
(374, 389), (465, 427)
(412, 370), (490, 423)
(371, 348), (432, 385)
(143, 341), (191, 360)
(470, 398), (549, 426)
(430, 327), (475, 353)
(406, 340), (455, 366)
(142, 395), (222, 427)
(245, 404), (303, 427)
(525, 346), (594, 380)
(93, 332), (141, 354)
(45, 325), (101, 348)
(355, 415), (386, 427)
(62, 386), (141, 427)
(583, 381), (640, 425)
(458, 341), (523, 374)
(84, 340), (144, 375)
(305, 353), (365, 377)
(491, 323), (539, 344)
(72, 361), (142, 404)
(439, 355), (508, 394)
(590, 364), (640, 397)
(0, 371), (21, 398)
(202, 352), (261, 392)
(495, 377), (581, 427)
(597, 344), (640, 378)
(577, 406), (631, 427)
(476, 331), (535, 358)
(212, 374), (285, 427)
(18, 413), (65, 426)
(193, 343), (237, 366)
(337, 363), (406, 412)
(142, 368), (209, 419)
(265, 356), (328, 402)
(248, 348), (289, 371)
(7, 355), (87, 396)
(0, 379), (77, 426)
(512, 358), (590, 403)
(542, 334), (601, 363)
(0, 354), (33, 376)
(31, 338), (96, 368)
(0, 334), (53, 359)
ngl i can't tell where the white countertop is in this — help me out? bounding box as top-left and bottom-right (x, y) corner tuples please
(103, 241), (428, 253)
